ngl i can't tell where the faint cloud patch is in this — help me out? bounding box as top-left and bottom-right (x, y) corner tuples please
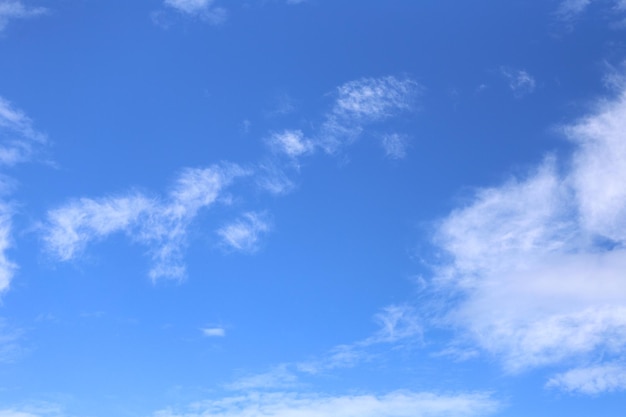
(0, 0), (47, 32)
(157, 0), (227, 26)
(381, 133), (409, 159)
(547, 363), (626, 394)
(153, 391), (499, 417)
(500, 67), (536, 98)
(217, 212), (271, 253)
(202, 327), (226, 337)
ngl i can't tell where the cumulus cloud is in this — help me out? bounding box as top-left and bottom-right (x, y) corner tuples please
(432, 79), (626, 390)
(217, 212), (271, 253)
(0, 1), (46, 32)
(153, 391), (499, 417)
(43, 164), (249, 280)
(162, 0), (226, 24)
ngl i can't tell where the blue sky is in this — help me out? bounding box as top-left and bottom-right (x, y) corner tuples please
(1, 0), (626, 416)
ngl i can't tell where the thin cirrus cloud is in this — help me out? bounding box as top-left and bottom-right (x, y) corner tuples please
(217, 211), (271, 253)
(153, 391), (499, 417)
(0, 0), (46, 32)
(227, 304), (421, 391)
(556, 0), (626, 22)
(499, 67), (536, 98)
(382, 133), (409, 160)
(42, 75), (417, 281)
(546, 363), (626, 394)
(431, 76), (626, 391)
(0, 96), (46, 293)
(268, 76), (419, 159)
(43, 164), (250, 280)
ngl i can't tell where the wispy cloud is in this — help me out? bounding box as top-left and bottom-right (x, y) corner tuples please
(0, 97), (46, 293)
(43, 164), (250, 280)
(0, 204), (16, 293)
(319, 76), (420, 153)
(229, 305), (421, 389)
(381, 133), (409, 159)
(0, 1), (46, 32)
(556, 0), (592, 20)
(267, 130), (314, 158)
(547, 363), (626, 394)
(162, 0), (226, 24)
(261, 76), (419, 163)
(217, 212), (271, 253)
(153, 391), (499, 417)
(555, 0), (626, 24)
(500, 68), (536, 98)
(226, 365), (298, 391)
(202, 327), (226, 337)
(0, 96), (47, 167)
(0, 318), (21, 362)
(431, 79), (626, 391)
(0, 403), (64, 417)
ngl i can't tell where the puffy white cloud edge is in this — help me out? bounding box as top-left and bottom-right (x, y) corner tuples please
(433, 73), (626, 391)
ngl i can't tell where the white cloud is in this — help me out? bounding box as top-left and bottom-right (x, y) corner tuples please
(0, 404), (63, 417)
(0, 412), (44, 417)
(153, 391), (499, 417)
(255, 163), (295, 195)
(432, 78), (626, 390)
(319, 76), (419, 153)
(261, 76), (419, 161)
(547, 363), (626, 394)
(557, 0), (592, 19)
(500, 68), (536, 98)
(556, 0), (626, 22)
(43, 164), (249, 280)
(382, 133), (409, 159)
(0, 1), (46, 32)
(267, 130), (314, 158)
(0, 97), (46, 294)
(567, 89), (626, 241)
(369, 304), (422, 344)
(0, 204), (16, 293)
(163, 0), (226, 24)
(202, 327), (226, 337)
(0, 96), (46, 166)
(217, 212), (271, 253)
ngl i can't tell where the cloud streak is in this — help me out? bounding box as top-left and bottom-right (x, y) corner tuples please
(154, 391), (499, 417)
